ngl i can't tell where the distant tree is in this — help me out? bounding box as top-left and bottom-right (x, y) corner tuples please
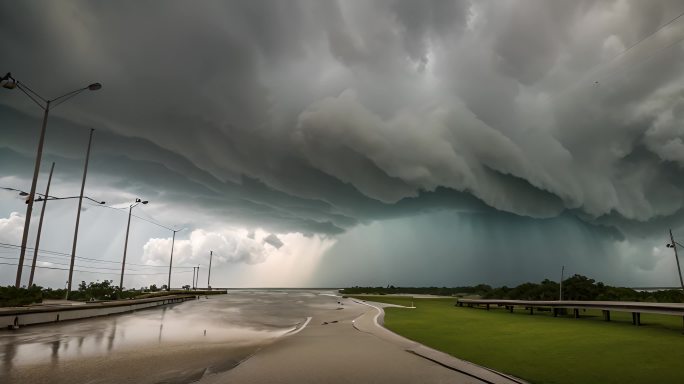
(76, 280), (117, 301)
(340, 274), (683, 303)
(563, 275), (601, 300)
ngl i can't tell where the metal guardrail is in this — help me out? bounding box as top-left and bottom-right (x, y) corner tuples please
(456, 299), (684, 327)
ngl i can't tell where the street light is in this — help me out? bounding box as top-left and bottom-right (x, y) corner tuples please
(35, 196), (105, 204)
(4, 183), (106, 287)
(559, 265), (565, 301)
(29, 162), (54, 287)
(66, 128), (96, 299)
(119, 198), (148, 290)
(167, 227), (185, 291)
(1, 72), (101, 288)
(3, 186), (106, 206)
(33, 191), (106, 286)
(208, 250), (213, 290)
(666, 229), (684, 291)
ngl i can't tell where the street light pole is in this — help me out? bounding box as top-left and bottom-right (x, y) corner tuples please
(28, 162), (55, 287)
(120, 205), (134, 290)
(119, 198), (148, 290)
(668, 229), (684, 291)
(1, 73), (101, 288)
(207, 250), (213, 289)
(67, 129), (94, 298)
(15, 101), (50, 287)
(167, 228), (185, 291)
(167, 230), (177, 291)
(559, 265), (565, 301)
(191, 266), (196, 289)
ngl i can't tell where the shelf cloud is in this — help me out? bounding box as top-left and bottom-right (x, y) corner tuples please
(2, 0), (684, 287)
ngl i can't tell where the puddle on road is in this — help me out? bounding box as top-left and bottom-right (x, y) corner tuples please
(0, 292), (314, 367)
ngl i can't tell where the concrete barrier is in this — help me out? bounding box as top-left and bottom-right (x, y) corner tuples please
(0, 295), (196, 329)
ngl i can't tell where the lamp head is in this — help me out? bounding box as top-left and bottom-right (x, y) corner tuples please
(88, 83), (102, 91)
(142, 200), (148, 204)
(18, 191), (29, 196)
(1, 73), (16, 89)
(99, 201), (106, 205)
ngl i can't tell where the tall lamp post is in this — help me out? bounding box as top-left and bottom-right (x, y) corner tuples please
(26, 189), (105, 287)
(3, 184), (105, 287)
(28, 162), (54, 287)
(25, 160), (106, 287)
(559, 265), (565, 301)
(207, 250), (213, 289)
(1, 72), (101, 288)
(119, 198), (148, 290)
(167, 228), (185, 291)
(666, 229), (684, 291)
(66, 128), (95, 298)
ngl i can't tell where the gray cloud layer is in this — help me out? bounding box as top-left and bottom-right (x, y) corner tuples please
(2, 1), (684, 286)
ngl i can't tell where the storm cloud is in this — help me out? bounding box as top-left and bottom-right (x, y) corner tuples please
(2, 0), (684, 287)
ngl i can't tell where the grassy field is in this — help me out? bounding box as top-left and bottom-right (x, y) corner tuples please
(351, 295), (684, 384)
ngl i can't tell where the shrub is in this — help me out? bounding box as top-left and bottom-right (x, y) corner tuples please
(0, 285), (43, 307)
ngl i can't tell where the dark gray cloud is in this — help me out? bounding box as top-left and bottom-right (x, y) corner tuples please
(2, 0), (684, 287)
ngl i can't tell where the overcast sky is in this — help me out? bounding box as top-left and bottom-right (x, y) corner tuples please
(2, 0), (684, 289)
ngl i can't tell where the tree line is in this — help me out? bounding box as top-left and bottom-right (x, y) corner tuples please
(340, 274), (684, 303)
(1, 280), (172, 307)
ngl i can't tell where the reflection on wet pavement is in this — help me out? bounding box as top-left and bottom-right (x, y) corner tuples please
(0, 290), (339, 384)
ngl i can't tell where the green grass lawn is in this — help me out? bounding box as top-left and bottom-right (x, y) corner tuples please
(351, 295), (684, 384)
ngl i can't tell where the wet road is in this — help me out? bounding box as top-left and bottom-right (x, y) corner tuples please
(0, 290), (327, 384)
(0, 290), (508, 384)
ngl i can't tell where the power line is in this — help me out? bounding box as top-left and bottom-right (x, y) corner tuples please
(557, 7), (684, 98)
(603, 8), (684, 68)
(0, 242), (197, 269)
(0, 261), (193, 276)
(597, 34), (684, 84)
(0, 255), (195, 273)
(0, 242), (71, 256)
(88, 201), (178, 231)
(137, 205), (178, 232)
(596, 9), (684, 76)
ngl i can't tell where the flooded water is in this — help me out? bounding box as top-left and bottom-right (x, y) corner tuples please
(0, 290), (340, 384)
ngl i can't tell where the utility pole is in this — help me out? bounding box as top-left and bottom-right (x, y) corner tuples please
(120, 204), (134, 290)
(167, 229), (180, 291)
(559, 265), (565, 301)
(196, 265), (200, 290)
(668, 229), (684, 291)
(1, 73), (101, 288)
(67, 129), (94, 299)
(207, 251), (213, 289)
(28, 162), (55, 287)
(16, 101), (50, 287)
(118, 198), (148, 290)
